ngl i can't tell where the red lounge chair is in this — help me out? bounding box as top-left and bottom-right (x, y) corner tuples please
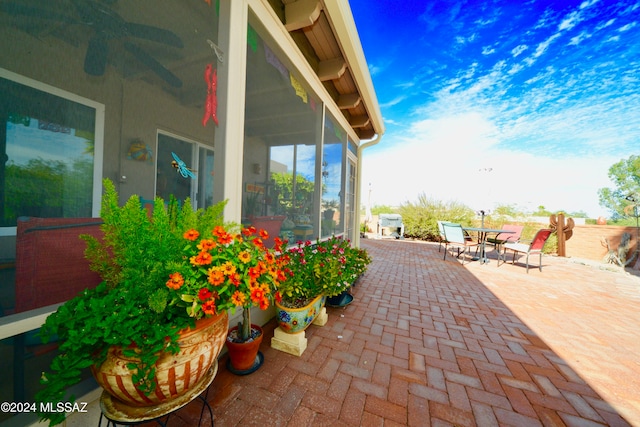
(500, 229), (552, 273)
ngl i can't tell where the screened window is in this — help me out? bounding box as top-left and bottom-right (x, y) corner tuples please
(243, 18), (321, 243)
(321, 115), (345, 237)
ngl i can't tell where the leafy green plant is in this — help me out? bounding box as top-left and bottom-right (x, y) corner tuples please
(36, 178), (228, 426)
(277, 236), (371, 307)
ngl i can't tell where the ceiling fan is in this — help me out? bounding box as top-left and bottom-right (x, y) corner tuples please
(1, 0), (184, 87)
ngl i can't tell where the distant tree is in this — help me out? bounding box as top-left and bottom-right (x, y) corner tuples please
(371, 205), (397, 215)
(598, 155), (640, 220)
(493, 204), (521, 217)
(532, 205), (552, 216)
(566, 210), (588, 219)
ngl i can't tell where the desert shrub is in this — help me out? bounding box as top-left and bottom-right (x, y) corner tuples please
(399, 193), (475, 240)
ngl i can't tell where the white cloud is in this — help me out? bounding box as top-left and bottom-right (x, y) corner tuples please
(511, 44), (528, 57)
(361, 115), (615, 218)
(559, 11), (583, 31)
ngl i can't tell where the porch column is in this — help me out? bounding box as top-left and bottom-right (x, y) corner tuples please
(214, 0), (248, 222)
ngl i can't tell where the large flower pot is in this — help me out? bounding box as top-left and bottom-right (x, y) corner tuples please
(226, 324), (264, 374)
(92, 311), (228, 407)
(275, 294), (325, 334)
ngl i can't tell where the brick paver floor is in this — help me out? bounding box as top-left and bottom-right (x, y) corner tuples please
(169, 238), (640, 426)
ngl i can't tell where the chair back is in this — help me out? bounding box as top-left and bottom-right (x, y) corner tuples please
(437, 221), (448, 239)
(498, 224), (524, 243)
(530, 229), (552, 251)
(442, 223), (466, 244)
(15, 217), (104, 314)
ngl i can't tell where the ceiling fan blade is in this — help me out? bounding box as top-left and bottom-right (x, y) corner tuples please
(125, 23), (183, 49)
(84, 35), (109, 76)
(124, 42), (182, 88)
(0, 1), (74, 22)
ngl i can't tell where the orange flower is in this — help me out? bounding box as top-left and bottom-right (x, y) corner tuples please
(238, 250), (251, 264)
(259, 229), (269, 240)
(212, 225), (233, 244)
(190, 251), (213, 266)
(183, 229), (199, 241)
(273, 237), (285, 251)
(256, 260), (267, 275)
(258, 297), (270, 310)
(212, 225), (226, 237)
(221, 261), (236, 276)
(202, 299), (216, 315)
(231, 290), (246, 307)
(264, 252), (275, 264)
(252, 237), (264, 248)
(268, 265), (279, 279)
(207, 267), (225, 286)
(229, 273), (241, 287)
(197, 238), (216, 251)
(248, 265), (261, 279)
(242, 226), (256, 235)
(166, 272), (184, 290)
(250, 285), (266, 304)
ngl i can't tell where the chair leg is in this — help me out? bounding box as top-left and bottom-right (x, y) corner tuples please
(525, 253), (530, 273)
(538, 252), (542, 271)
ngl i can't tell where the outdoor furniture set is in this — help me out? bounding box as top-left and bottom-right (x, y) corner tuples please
(440, 222), (552, 272)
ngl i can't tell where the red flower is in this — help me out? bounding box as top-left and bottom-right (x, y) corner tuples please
(198, 288), (212, 301)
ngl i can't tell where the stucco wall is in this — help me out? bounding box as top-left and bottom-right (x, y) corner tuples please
(564, 224), (639, 262)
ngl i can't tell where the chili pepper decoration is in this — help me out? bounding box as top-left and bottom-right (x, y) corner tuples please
(202, 64), (218, 126)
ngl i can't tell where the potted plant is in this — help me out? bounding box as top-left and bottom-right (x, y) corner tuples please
(35, 179), (285, 425)
(327, 241), (372, 306)
(172, 223), (287, 374)
(274, 235), (371, 330)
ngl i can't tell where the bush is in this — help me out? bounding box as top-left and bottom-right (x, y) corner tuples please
(399, 193), (476, 240)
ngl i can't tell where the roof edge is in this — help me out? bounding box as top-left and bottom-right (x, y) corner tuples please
(322, 0), (385, 137)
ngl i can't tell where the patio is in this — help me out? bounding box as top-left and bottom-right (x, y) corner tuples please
(129, 238), (640, 426)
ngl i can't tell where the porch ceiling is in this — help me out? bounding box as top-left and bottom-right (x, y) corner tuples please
(279, 0), (384, 141)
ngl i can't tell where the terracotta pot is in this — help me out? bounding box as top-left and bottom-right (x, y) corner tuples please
(92, 311), (228, 407)
(275, 294), (325, 333)
(226, 324), (263, 372)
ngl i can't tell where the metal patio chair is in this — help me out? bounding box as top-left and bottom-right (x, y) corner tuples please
(500, 228), (553, 273)
(486, 224), (524, 253)
(442, 223), (479, 264)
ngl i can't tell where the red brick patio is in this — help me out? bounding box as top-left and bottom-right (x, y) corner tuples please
(163, 238), (640, 426)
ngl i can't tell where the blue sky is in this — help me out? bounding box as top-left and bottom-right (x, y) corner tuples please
(351, 0), (640, 218)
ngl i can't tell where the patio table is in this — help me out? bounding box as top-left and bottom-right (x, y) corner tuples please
(464, 227), (514, 264)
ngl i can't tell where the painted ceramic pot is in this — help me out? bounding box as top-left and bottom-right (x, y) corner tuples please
(275, 294), (326, 334)
(92, 311), (228, 407)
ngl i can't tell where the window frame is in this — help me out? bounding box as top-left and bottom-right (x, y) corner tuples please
(0, 67), (105, 237)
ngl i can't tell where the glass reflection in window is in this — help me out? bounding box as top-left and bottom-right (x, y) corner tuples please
(321, 116), (344, 237)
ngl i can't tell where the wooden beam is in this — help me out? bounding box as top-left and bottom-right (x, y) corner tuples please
(358, 128), (376, 140)
(318, 58), (346, 81)
(350, 115), (370, 128)
(285, 0), (322, 31)
(337, 93), (361, 109)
